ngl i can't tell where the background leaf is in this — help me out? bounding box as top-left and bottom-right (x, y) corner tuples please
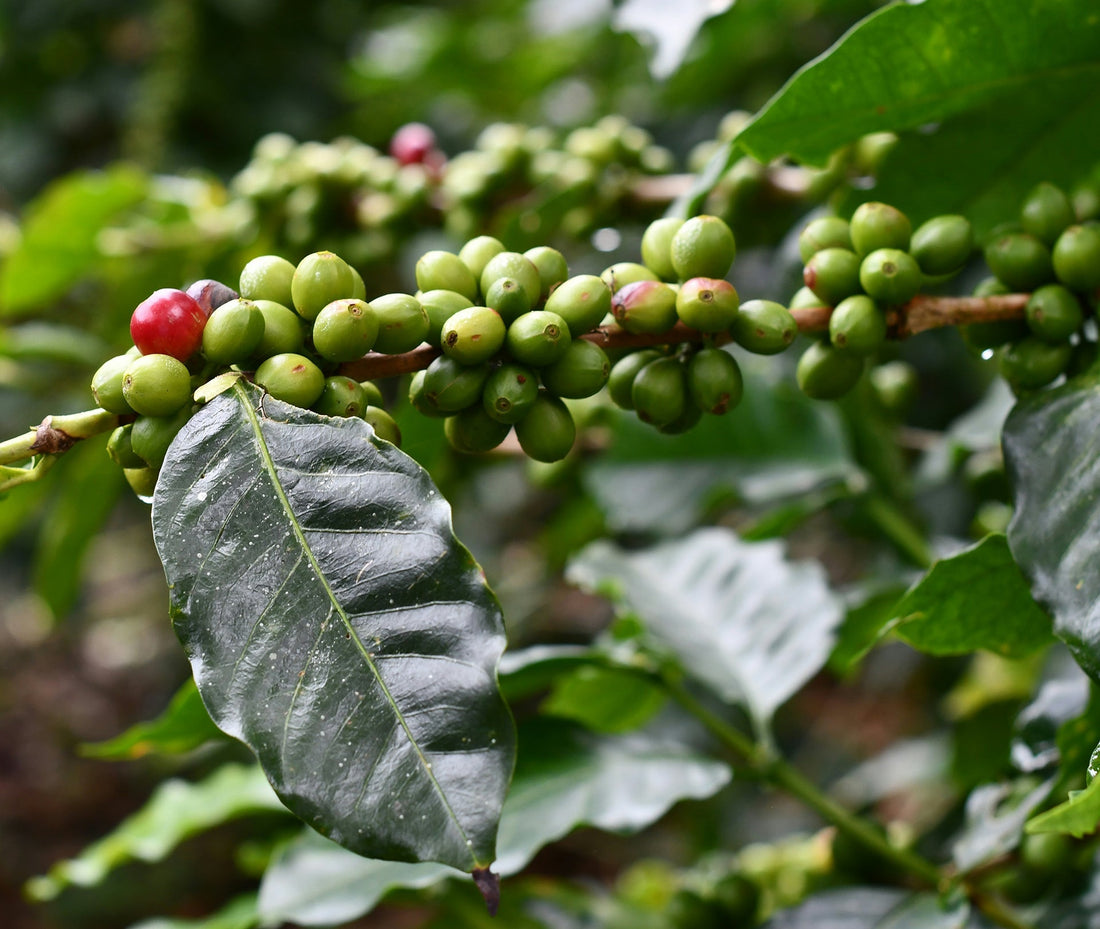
(611, 0), (736, 80)
(128, 895), (260, 929)
(1026, 765), (1100, 838)
(761, 888), (907, 928)
(540, 665), (667, 733)
(951, 778), (1053, 872)
(152, 383), (515, 872)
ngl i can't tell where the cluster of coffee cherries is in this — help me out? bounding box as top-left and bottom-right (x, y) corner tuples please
(88, 253), (400, 497)
(789, 203), (975, 399)
(967, 181), (1100, 392)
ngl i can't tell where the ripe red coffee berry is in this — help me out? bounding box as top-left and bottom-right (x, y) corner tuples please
(390, 122), (437, 166)
(130, 288), (207, 361)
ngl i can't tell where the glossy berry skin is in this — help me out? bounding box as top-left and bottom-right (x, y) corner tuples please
(370, 293), (430, 354)
(186, 279), (239, 317)
(540, 340), (610, 398)
(544, 274), (612, 336)
(458, 235), (506, 281)
(600, 262), (659, 292)
(611, 280), (678, 334)
(675, 277), (740, 332)
(480, 252), (542, 308)
(607, 348), (661, 410)
(632, 356), (687, 427)
(444, 405), (511, 454)
(1052, 224), (1100, 292)
(202, 298), (265, 365)
(253, 299), (306, 359)
(796, 341), (864, 400)
(362, 406), (402, 446)
(441, 306), (506, 365)
(91, 354), (137, 414)
(506, 310), (572, 367)
(415, 250), (479, 302)
(291, 251), (356, 321)
(107, 424), (146, 469)
(829, 294), (887, 354)
(523, 246), (569, 302)
(798, 216), (852, 263)
(732, 299), (797, 354)
(312, 299), (379, 363)
(803, 248), (862, 306)
(130, 288), (207, 361)
(688, 347), (743, 414)
(910, 214), (974, 275)
(420, 289), (475, 346)
(313, 376), (368, 418)
(640, 216), (684, 281)
(1026, 284), (1083, 343)
(859, 248), (922, 305)
(482, 364), (539, 424)
(239, 255), (296, 306)
(850, 201), (911, 255)
(984, 233), (1053, 292)
(485, 277), (533, 325)
(1021, 181), (1075, 246)
(254, 353), (326, 408)
(122, 353), (193, 417)
(130, 408), (191, 468)
(514, 391), (576, 462)
(422, 356), (491, 412)
(670, 215), (736, 281)
(999, 336), (1072, 391)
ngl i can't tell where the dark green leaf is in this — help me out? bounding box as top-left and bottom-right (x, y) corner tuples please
(26, 764), (286, 901)
(738, 0), (1100, 168)
(1004, 370), (1100, 685)
(128, 894), (260, 929)
(952, 778), (1054, 872)
(82, 678), (226, 760)
(567, 527), (842, 729)
(1027, 748), (1100, 837)
(829, 583), (911, 675)
(888, 534), (1053, 659)
(540, 665), (666, 733)
(761, 888), (906, 928)
(498, 644), (600, 701)
(151, 382), (515, 873)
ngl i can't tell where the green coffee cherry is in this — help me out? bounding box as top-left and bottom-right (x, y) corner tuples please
(107, 424), (146, 469)
(419, 289), (475, 347)
(732, 299), (798, 354)
(796, 341), (864, 400)
(130, 408), (191, 468)
(522, 246), (569, 303)
(544, 274), (612, 336)
(370, 293), (430, 354)
(999, 336), (1073, 391)
(1026, 284), (1083, 343)
(202, 298), (265, 365)
(688, 347), (743, 414)
(415, 249), (479, 301)
(421, 355), (491, 412)
(787, 286), (824, 311)
(640, 216), (684, 281)
(253, 299), (306, 358)
(670, 214), (736, 280)
(408, 369), (447, 418)
(359, 380), (384, 407)
(658, 400), (704, 435)
(632, 356), (687, 427)
(859, 248), (922, 305)
(458, 235), (506, 281)
(869, 360), (919, 415)
(254, 352), (326, 408)
(484, 277), (533, 325)
(803, 247), (862, 306)
(610, 280), (678, 334)
(850, 201), (911, 255)
(480, 251), (541, 308)
(239, 254), (296, 306)
(607, 349), (662, 410)
(311, 299), (379, 363)
(675, 277), (740, 332)
(540, 340), (610, 398)
(910, 214), (974, 275)
(962, 318), (1029, 352)
(122, 354), (192, 417)
(829, 294), (887, 354)
(349, 266), (366, 301)
(1021, 182), (1075, 246)
(313, 375), (368, 417)
(482, 363), (539, 424)
(506, 310), (572, 366)
(441, 306), (506, 365)
(514, 391), (576, 462)
(601, 262), (659, 292)
(124, 466), (160, 500)
(291, 251), (356, 321)
(91, 354), (137, 414)
(1052, 223), (1100, 292)
(362, 406), (401, 446)
(444, 405), (511, 454)
(798, 216), (853, 263)
(984, 232), (1053, 291)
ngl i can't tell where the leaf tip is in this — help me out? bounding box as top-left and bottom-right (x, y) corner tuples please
(472, 866), (501, 916)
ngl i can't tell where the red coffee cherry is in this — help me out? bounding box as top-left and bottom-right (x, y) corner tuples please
(130, 288), (207, 361)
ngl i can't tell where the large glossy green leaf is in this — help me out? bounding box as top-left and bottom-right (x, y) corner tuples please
(258, 718), (731, 925)
(567, 527), (842, 731)
(26, 764), (286, 901)
(888, 534), (1053, 659)
(737, 0), (1100, 168)
(1003, 370), (1100, 685)
(151, 382), (515, 873)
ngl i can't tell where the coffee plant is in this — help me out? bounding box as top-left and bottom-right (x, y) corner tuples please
(5, 1), (1100, 928)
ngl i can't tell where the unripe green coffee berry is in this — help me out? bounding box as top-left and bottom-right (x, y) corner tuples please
(869, 360), (919, 415)
(798, 216), (853, 263)
(419, 290), (474, 346)
(458, 235), (506, 281)
(601, 262), (659, 293)
(544, 274), (612, 336)
(441, 306), (506, 365)
(444, 405), (511, 454)
(859, 248), (922, 305)
(130, 408), (191, 468)
(640, 216), (684, 281)
(240, 254), (296, 306)
(362, 406), (401, 446)
(1026, 284), (1084, 343)
(506, 310), (572, 366)
(523, 246), (569, 303)
(788, 286), (824, 311)
(480, 252), (542, 308)
(291, 251), (356, 321)
(484, 277), (533, 325)
(829, 294), (887, 354)
(415, 249), (479, 301)
(253, 299), (306, 358)
(1021, 181), (1075, 246)
(850, 201), (911, 255)
(540, 339), (610, 399)
(611, 280), (678, 334)
(1052, 223), (1100, 292)
(312, 299), (379, 363)
(999, 336), (1072, 391)
(803, 247), (862, 306)
(202, 298), (265, 365)
(349, 266), (366, 301)
(514, 391), (576, 462)
(984, 232), (1053, 291)
(910, 214), (974, 275)
(482, 363), (539, 424)
(688, 347), (743, 414)
(632, 356), (687, 427)
(91, 354), (137, 414)
(124, 466), (159, 500)
(370, 293), (430, 354)
(796, 341), (864, 400)
(313, 375), (368, 417)
(607, 349), (662, 410)
(961, 276), (1027, 349)
(359, 380), (384, 408)
(671, 214), (736, 281)
(675, 277), (740, 332)
(122, 353), (193, 417)
(254, 352), (326, 408)
(421, 355), (491, 412)
(732, 299), (798, 354)
(408, 369), (447, 418)
(107, 424), (146, 469)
